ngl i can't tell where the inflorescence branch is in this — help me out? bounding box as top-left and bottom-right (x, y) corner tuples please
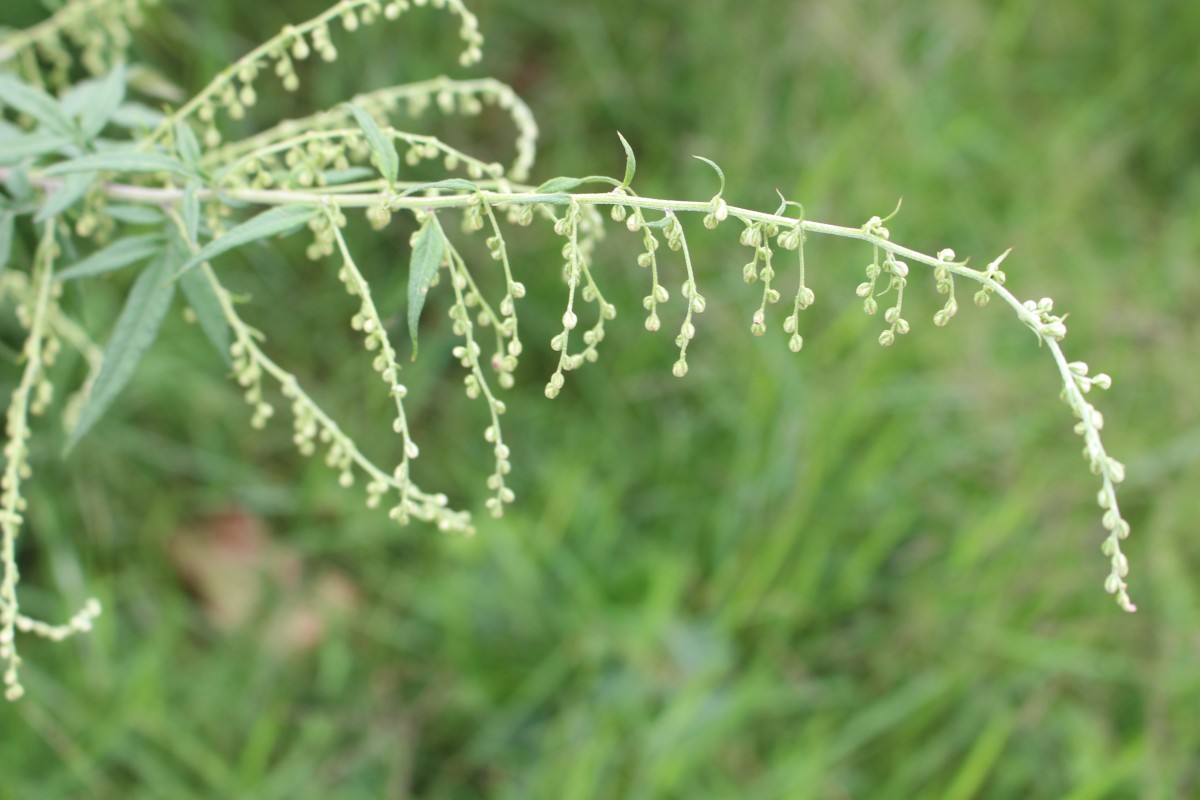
(0, 0), (1135, 704)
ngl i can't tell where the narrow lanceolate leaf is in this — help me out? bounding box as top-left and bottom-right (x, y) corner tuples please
(109, 102), (167, 130)
(534, 175), (619, 194)
(181, 182), (201, 243)
(617, 131), (636, 189)
(0, 133), (72, 165)
(174, 122), (202, 172)
(0, 75), (77, 139)
(344, 103), (398, 186)
(1, 163), (33, 202)
(407, 218), (446, 360)
(398, 179), (479, 198)
(56, 233), (165, 282)
(65, 251), (176, 451)
(79, 62), (128, 139)
(35, 171), (96, 222)
(104, 204), (165, 226)
(0, 212), (13, 277)
(43, 149), (196, 179)
(179, 265), (231, 364)
(692, 155), (726, 196)
(175, 205), (319, 278)
(175, 194), (229, 361)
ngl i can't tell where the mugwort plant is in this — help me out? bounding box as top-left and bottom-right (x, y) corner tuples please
(0, 0), (1134, 700)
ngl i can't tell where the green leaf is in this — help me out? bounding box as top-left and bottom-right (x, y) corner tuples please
(0, 213), (13, 278)
(692, 155), (726, 197)
(43, 149), (196, 179)
(104, 204), (166, 225)
(65, 250), (177, 451)
(344, 103), (398, 186)
(79, 63), (127, 139)
(174, 190), (228, 362)
(56, 233), (165, 282)
(181, 182), (201, 243)
(174, 122), (202, 171)
(175, 204), (320, 278)
(407, 218), (446, 360)
(617, 131), (636, 189)
(321, 167), (375, 185)
(534, 175), (620, 194)
(0, 132), (72, 165)
(773, 188), (804, 219)
(35, 171), (96, 222)
(109, 102), (167, 130)
(397, 178), (479, 197)
(0, 74), (77, 139)
(179, 265), (231, 364)
(2, 164), (33, 202)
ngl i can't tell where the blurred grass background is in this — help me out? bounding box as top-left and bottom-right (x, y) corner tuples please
(2, 0), (1199, 797)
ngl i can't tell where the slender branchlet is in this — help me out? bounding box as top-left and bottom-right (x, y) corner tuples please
(0, 0), (1137, 700)
(207, 77), (538, 183)
(0, 222), (102, 701)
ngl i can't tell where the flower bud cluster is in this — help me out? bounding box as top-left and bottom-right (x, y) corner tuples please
(545, 201), (585, 399)
(628, 209), (667, 333)
(931, 249), (960, 327)
(214, 263), (474, 536)
(443, 247), (514, 517)
(330, 217), (419, 499)
(158, 0), (484, 155)
(231, 334), (274, 430)
(1022, 296), (1069, 342)
(669, 214), (703, 377)
(702, 195), (729, 229)
(779, 224), (811, 353)
(1, 597), (103, 701)
(0, 225), (107, 701)
(306, 206), (344, 261)
(378, 77), (538, 181)
(1059, 361), (1133, 611)
(623, 209), (704, 377)
(860, 253), (909, 347)
(739, 222), (781, 336)
(398, 78), (538, 179)
(204, 75), (536, 186)
(477, 203), (525, 390)
(0, 0), (152, 88)
(972, 249), (1010, 308)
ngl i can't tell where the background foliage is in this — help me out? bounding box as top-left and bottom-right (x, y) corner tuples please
(2, 0), (1198, 797)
